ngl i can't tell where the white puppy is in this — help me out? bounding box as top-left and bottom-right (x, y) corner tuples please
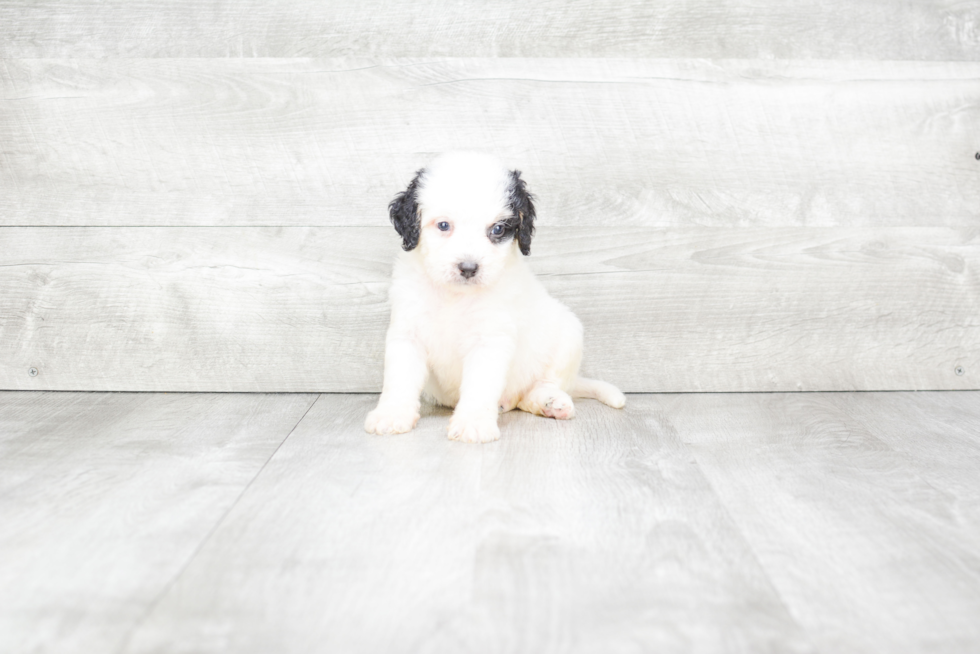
(365, 152), (625, 443)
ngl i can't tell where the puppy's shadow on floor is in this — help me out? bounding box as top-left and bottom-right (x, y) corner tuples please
(417, 401), (540, 430)
(412, 399), (615, 444)
(419, 401), (454, 421)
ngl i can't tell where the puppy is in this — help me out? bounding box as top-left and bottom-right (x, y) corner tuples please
(365, 152), (625, 443)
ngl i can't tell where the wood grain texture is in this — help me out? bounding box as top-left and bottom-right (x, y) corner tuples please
(1, 0), (978, 59)
(122, 394), (814, 654)
(0, 391), (318, 654)
(658, 392), (980, 654)
(3, 59), (978, 227)
(0, 225), (976, 393)
(4, 391), (979, 652)
(835, 392), (980, 518)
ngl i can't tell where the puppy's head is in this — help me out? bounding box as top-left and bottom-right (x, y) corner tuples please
(388, 152), (535, 289)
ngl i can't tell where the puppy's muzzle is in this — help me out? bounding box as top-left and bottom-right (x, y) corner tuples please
(457, 261), (479, 279)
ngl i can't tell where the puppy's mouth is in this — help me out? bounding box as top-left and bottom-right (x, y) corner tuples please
(454, 273), (483, 286)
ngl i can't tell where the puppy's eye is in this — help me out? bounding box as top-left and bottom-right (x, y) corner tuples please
(437, 221), (450, 232)
(491, 224), (504, 236)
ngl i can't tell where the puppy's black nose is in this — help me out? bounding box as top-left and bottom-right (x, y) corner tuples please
(458, 261), (479, 279)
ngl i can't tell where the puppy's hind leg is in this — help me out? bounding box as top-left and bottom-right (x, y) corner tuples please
(518, 381), (576, 420)
(497, 393), (520, 414)
(570, 376), (626, 409)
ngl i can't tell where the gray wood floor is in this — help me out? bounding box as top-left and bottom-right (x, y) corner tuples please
(2, 391), (979, 654)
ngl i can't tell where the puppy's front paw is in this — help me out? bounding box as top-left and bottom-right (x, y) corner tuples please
(447, 412), (500, 443)
(365, 404), (420, 435)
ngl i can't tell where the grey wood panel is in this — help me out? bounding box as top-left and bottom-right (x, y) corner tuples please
(3, 59), (978, 228)
(1, 0), (978, 60)
(661, 392), (980, 654)
(0, 226), (393, 393)
(1, 226), (976, 393)
(0, 391), (318, 654)
(122, 394), (815, 654)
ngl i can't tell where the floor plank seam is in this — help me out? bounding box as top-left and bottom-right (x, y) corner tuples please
(647, 405), (808, 634)
(111, 393), (322, 654)
(680, 440), (815, 645)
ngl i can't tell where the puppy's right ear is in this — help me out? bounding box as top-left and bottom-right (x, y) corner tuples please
(388, 169), (424, 251)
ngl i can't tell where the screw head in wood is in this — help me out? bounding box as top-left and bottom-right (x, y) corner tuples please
(955, 365), (965, 376)
(28, 367), (38, 377)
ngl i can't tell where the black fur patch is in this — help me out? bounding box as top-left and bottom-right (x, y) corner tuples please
(388, 169), (424, 251)
(487, 215), (519, 244)
(508, 170), (536, 255)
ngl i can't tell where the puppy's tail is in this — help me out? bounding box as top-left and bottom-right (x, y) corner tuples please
(570, 376), (626, 409)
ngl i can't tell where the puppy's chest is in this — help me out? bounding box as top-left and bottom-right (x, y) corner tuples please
(416, 295), (512, 366)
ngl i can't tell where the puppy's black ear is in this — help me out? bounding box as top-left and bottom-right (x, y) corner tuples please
(388, 169), (424, 251)
(509, 169), (536, 256)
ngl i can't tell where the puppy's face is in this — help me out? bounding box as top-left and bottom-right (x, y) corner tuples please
(389, 152), (535, 290)
(416, 205), (517, 288)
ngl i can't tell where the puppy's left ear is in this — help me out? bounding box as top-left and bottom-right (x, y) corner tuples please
(388, 168), (425, 251)
(509, 170), (536, 256)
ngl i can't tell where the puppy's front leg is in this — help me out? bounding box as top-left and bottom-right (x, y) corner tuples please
(449, 342), (512, 443)
(365, 337), (427, 435)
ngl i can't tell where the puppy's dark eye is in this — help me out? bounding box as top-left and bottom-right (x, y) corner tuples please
(437, 221), (450, 232)
(491, 224), (504, 236)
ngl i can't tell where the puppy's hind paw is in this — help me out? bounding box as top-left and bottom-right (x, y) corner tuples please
(543, 394), (576, 420)
(447, 413), (500, 444)
(365, 404), (420, 435)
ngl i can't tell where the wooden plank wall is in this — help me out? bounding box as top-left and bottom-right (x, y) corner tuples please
(1, 4), (978, 392)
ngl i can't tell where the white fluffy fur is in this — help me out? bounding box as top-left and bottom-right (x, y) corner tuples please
(365, 152), (625, 443)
